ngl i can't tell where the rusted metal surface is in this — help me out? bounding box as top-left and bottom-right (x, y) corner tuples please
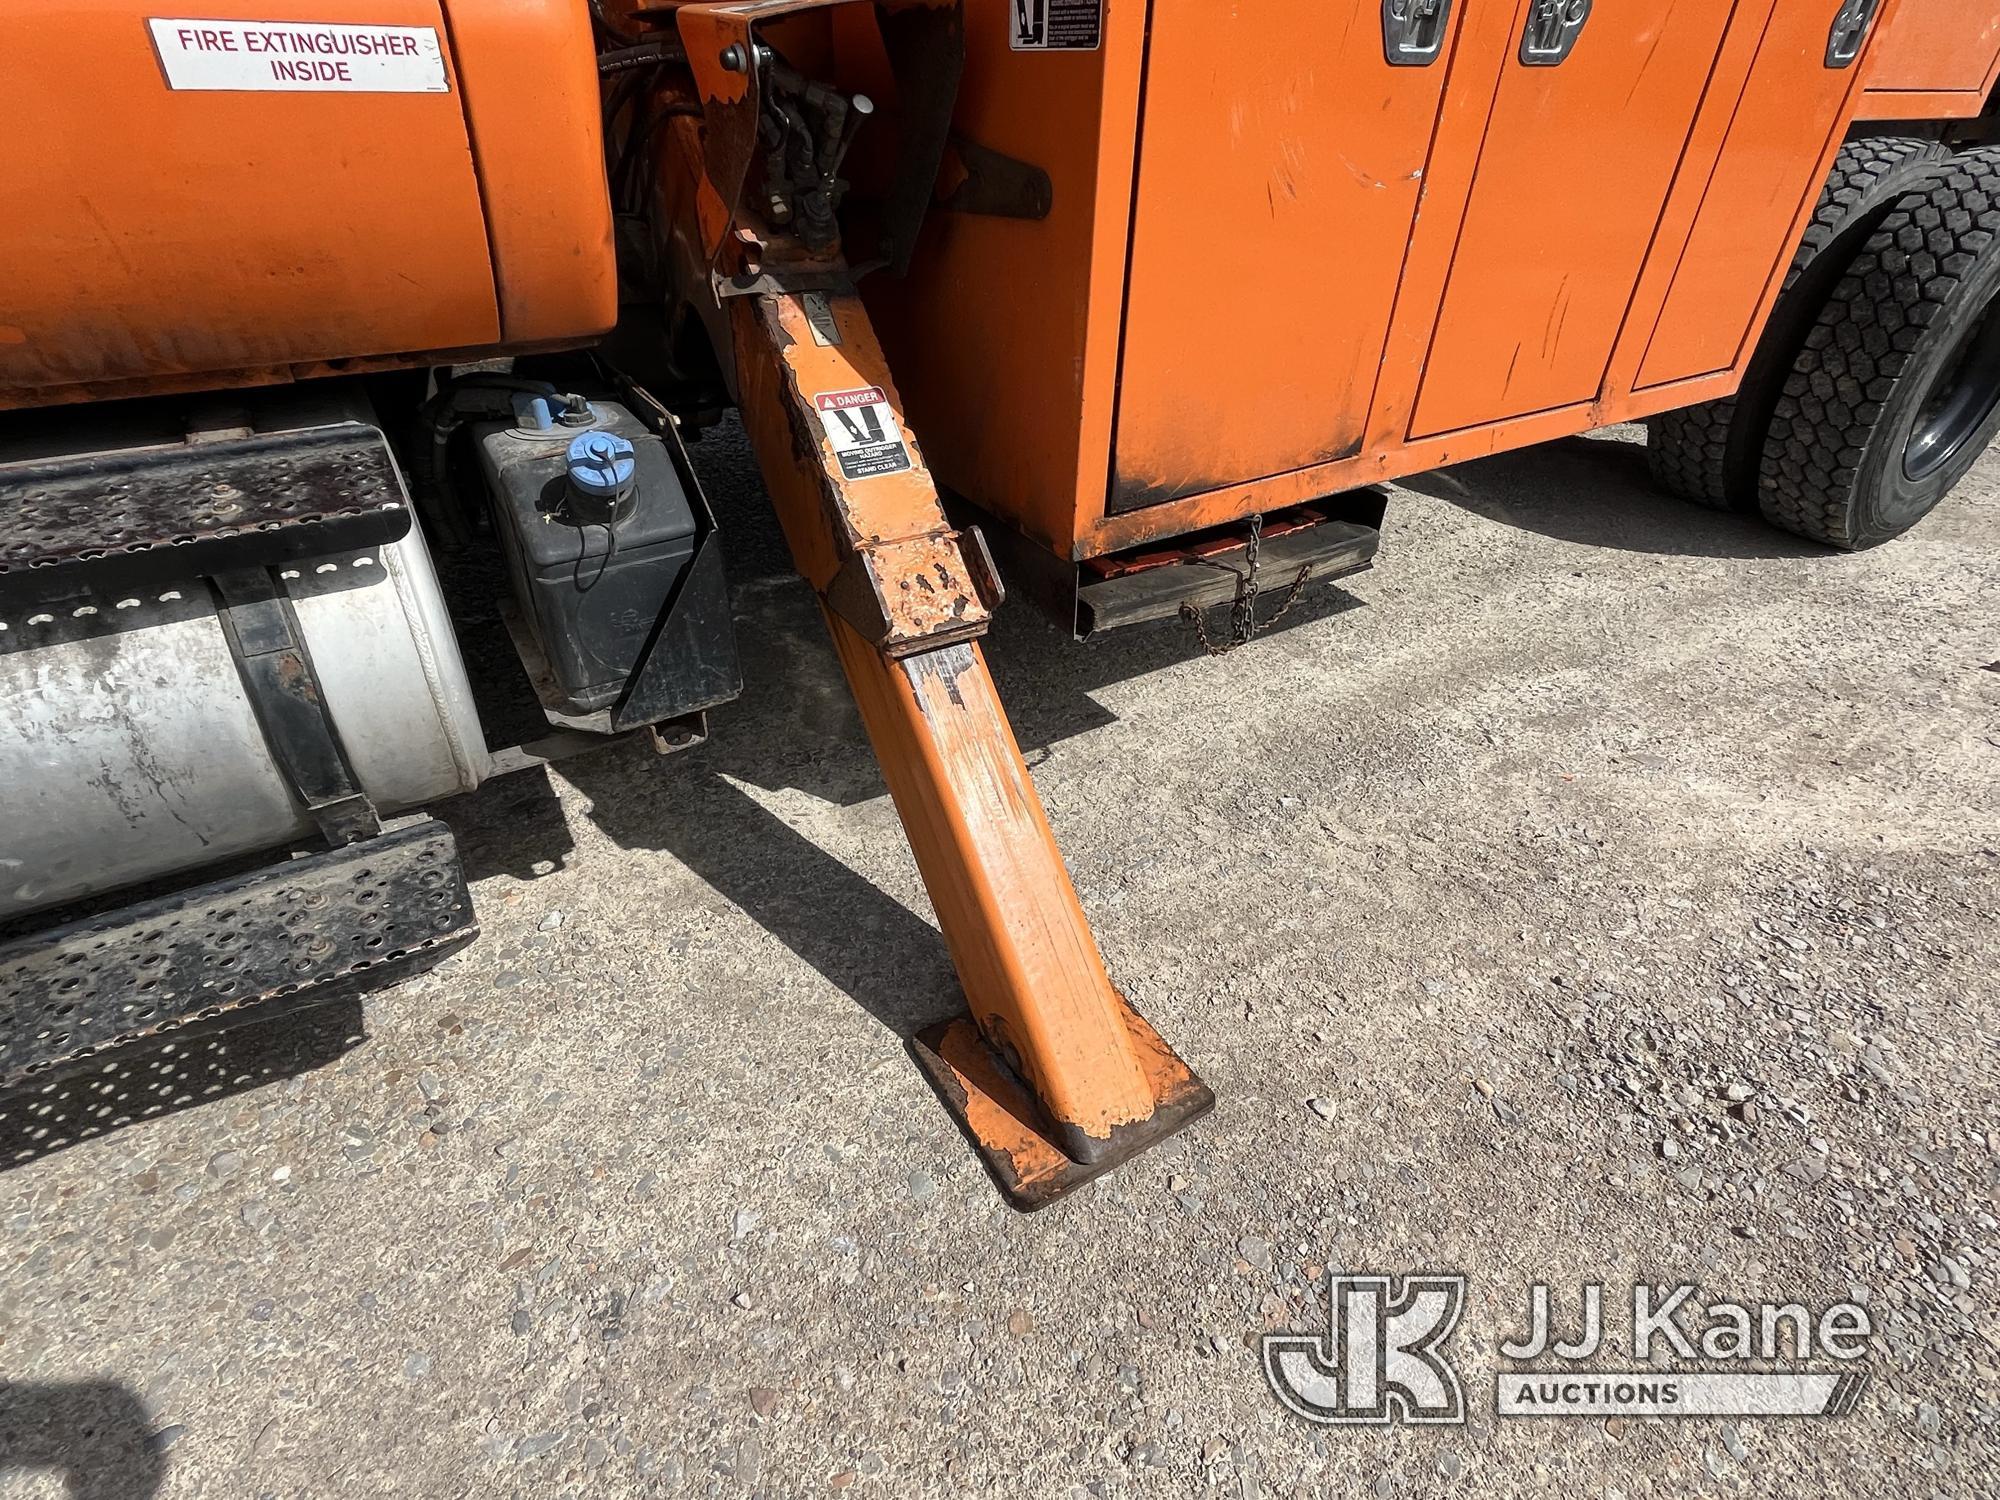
(730, 282), (991, 648)
(0, 819), (474, 1090)
(694, 167), (1209, 1187)
(912, 1002), (1214, 1210)
(1077, 502), (1383, 637)
(1081, 503), (1339, 582)
(825, 530), (989, 654)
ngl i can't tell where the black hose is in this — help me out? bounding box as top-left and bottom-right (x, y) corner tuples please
(598, 41), (684, 73)
(431, 374), (563, 400)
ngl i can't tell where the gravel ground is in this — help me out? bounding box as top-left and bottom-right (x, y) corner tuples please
(1, 424), (1995, 1498)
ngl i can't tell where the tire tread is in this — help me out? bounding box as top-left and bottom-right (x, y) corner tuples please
(1759, 148), (2000, 547)
(1647, 136), (1949, 511)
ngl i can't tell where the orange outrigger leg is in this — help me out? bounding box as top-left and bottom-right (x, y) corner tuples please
(727, 288), (1212, 1208)
(649, 21), (1209, 1205)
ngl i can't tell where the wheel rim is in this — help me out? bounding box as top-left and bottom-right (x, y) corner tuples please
(1903, 297), (2000, 483)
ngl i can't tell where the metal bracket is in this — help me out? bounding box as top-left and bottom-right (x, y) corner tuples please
(936, 133), (1053, 220)
(712, 262), (853, 300)
(824, 531), (990, 655)
(605, 380), (745, 732)
(1520, 0), (1589, 65)
(673, 0), (966, 271)
(1382, 0), (1452, 66)
(912, 1001), (1214, 1211)
(1826, 0), (1880, 68)
(210, 567), (380, 846)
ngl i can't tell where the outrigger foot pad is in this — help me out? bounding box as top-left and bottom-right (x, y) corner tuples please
(912, 998), (1215, 1211)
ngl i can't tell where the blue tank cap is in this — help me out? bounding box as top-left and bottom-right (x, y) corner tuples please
(566, 430), (637, 500)
(511, 392), (555, 433)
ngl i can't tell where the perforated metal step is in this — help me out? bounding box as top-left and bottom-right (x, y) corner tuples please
(0, 422), (412, 602)
(0, 819), (474, 1089)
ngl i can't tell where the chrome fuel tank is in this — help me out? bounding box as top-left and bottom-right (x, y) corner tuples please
(0, 399), (489, 920)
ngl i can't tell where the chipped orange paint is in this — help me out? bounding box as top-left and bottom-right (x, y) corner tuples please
(826, 626), (1163, 1144)
(924, 999), (1209, 1203)
(828, 532), (990, 654)
(732, 287), (993, 645)
(932, 1018), (1078, 1195)
(719, 244), (1189, 1147)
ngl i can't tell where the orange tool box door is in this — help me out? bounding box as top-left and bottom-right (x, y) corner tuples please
(1636, 0), (1871, 389)
(1866, 0), (2000, 93)
(0, 1), (499, 395)
(1409, 0), (1736, 438)
(1110, 0), (1458, 509)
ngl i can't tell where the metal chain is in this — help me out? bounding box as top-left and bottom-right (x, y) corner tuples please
(1178, 512), (1314, 656)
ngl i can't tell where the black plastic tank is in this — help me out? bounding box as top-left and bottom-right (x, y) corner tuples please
(474, 399), (698, 718)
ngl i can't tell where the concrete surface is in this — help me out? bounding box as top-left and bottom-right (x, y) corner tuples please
(1, 424), (1995, 1499)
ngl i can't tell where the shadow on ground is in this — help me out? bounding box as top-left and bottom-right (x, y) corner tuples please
(0, 1002), (367, 1172)
(0, 1381), (168, 1500)
(448, 432), (1369, 1042)
(450, 579), (1367, 1042)
(1403, 430), (1827, 559)
(0, 422), (1832, 1162)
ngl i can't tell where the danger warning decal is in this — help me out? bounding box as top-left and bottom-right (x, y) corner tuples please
(1010, 0), (1102, 51)
(147, 18), (450, 92)
(815, 387), (912, 481)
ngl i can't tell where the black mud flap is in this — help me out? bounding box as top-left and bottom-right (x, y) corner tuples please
(0, 819), (475, 1091)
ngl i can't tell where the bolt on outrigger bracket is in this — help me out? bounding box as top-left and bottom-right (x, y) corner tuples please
(649, 0), (1212, 1207)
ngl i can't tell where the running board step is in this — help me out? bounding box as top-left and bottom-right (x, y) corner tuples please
(1078, 496), (1384, 636)
(0, 421), (411, 605)
(0, 818), (474, 1090)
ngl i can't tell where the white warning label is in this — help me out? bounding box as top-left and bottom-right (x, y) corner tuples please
(1010, 0), (1102, 51)
(147, 18), (450, 92)
(815, 387), (911, 481)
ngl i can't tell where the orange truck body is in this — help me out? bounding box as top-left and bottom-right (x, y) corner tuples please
(0, 0), (616, 408)
(3, 0), (1998, 559)
(852, 0), (2000, 561)
(1858, 0), (2000, 118)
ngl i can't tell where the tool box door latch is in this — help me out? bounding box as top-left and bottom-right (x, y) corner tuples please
(1825, 0), (1881, 68)
(1382, 0), (1452, 66)
(1520, 0), (1590, 65)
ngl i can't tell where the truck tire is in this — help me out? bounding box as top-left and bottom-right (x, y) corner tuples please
(1646, 136), (1949, 511)
(1759, 148), (2000, 549)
